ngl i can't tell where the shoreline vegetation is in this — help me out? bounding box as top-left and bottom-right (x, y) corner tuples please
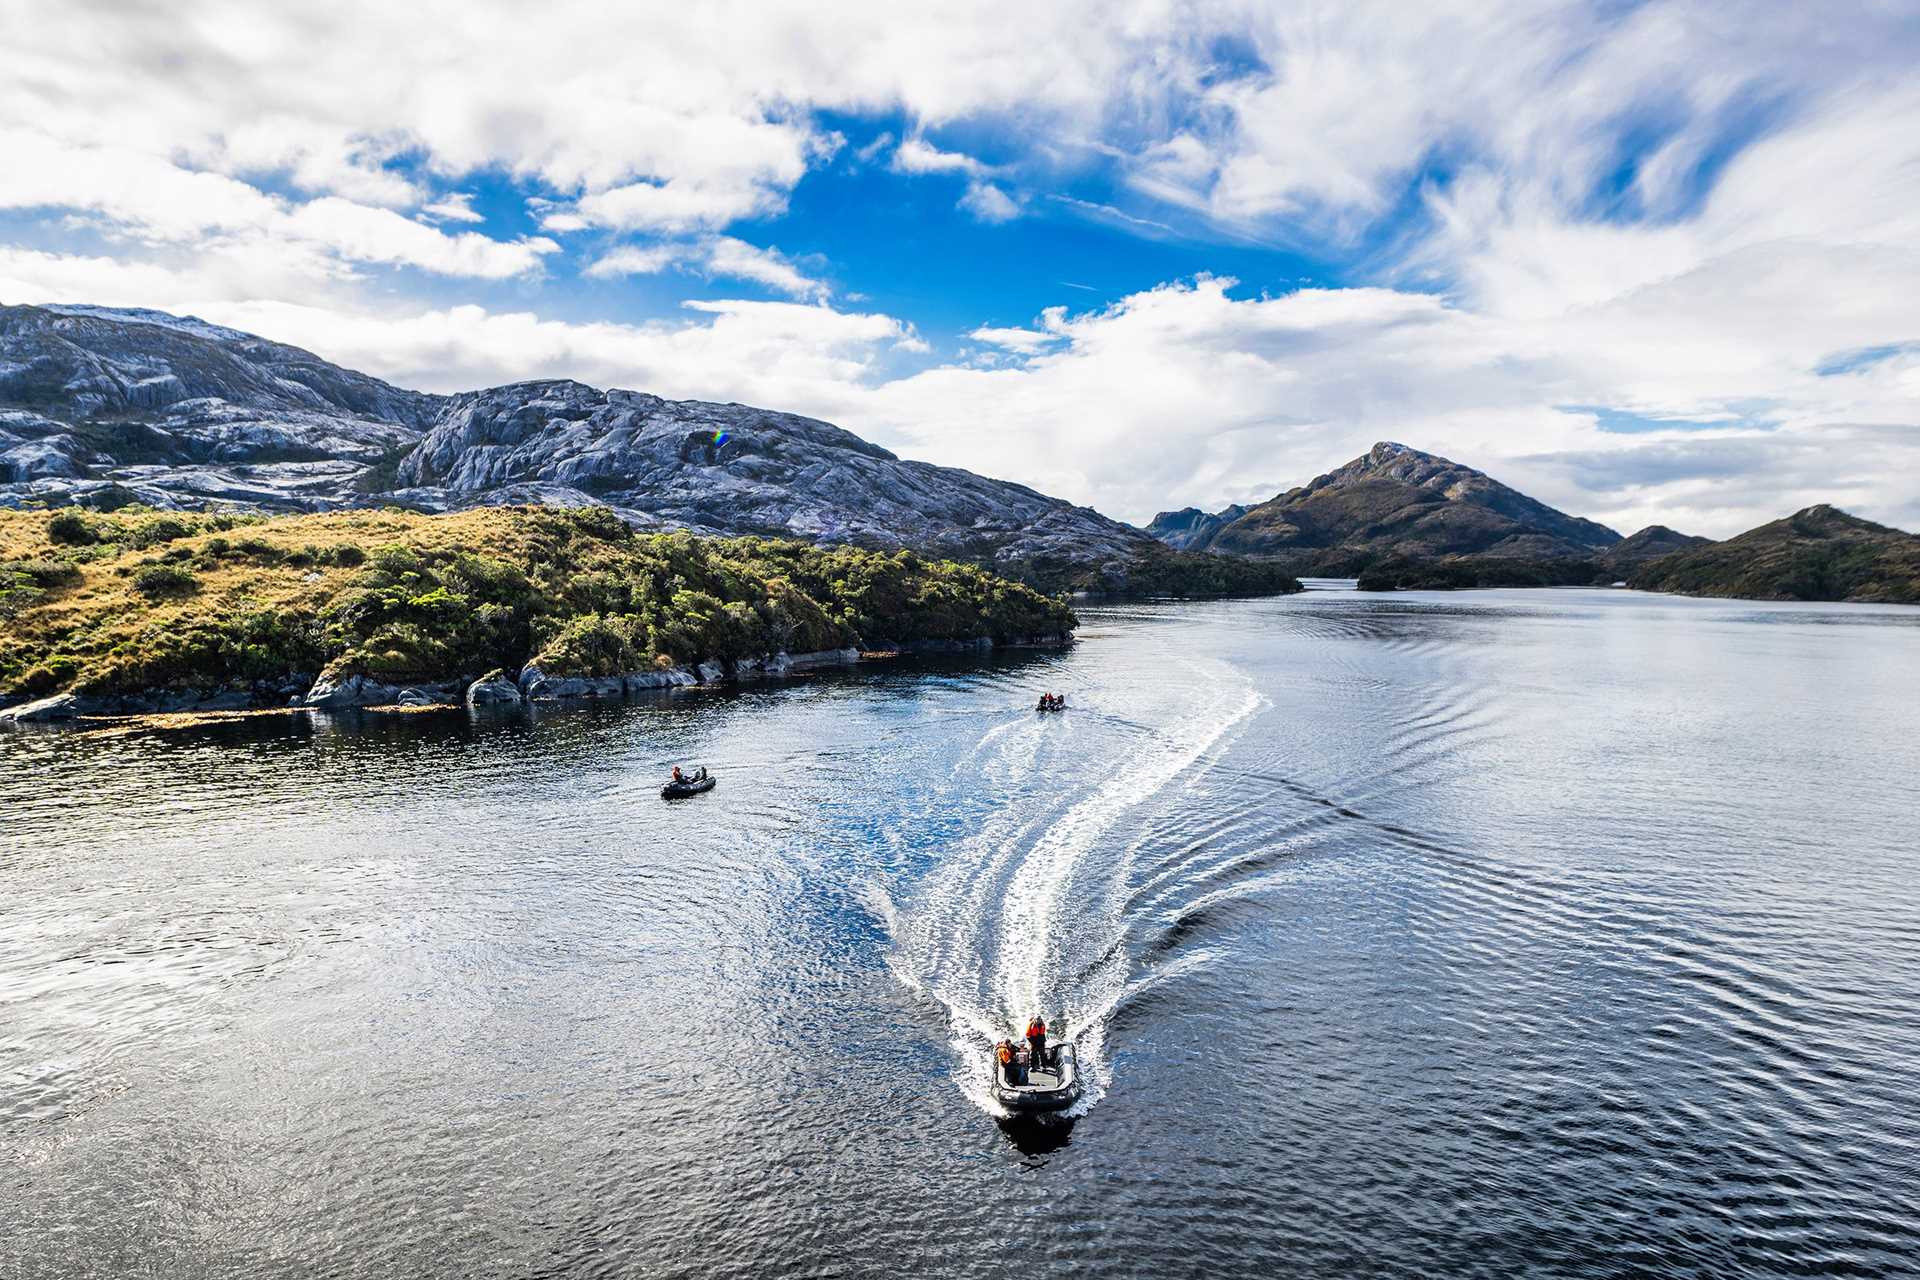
(1350, 505), (1920, 603)
(0, 505), (1080, 722)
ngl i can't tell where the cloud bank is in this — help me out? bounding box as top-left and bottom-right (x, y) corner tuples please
(1, 1), (1916, 536)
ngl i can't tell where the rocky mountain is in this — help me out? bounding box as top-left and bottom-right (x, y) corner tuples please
(1164, 441), (1622, 573)
(1629, 505), (1920, 603)
(1602, 524), (1712, 569)
(1144, 503), (1248, 550)
(0, 303), (436, 509)
(0, 302), (1296, 596)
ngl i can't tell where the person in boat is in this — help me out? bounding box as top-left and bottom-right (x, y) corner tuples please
(671, 766), (684, 783)
(1026, 1015), (1049, 1071)
(996, 1039), (1017, 1086)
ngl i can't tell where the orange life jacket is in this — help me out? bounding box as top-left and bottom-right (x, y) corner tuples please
(1027, 1019), (1045, 1038)
(997, 1043), (1011, 1064)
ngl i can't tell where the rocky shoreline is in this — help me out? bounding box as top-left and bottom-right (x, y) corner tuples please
(0, 633), (1073, 726)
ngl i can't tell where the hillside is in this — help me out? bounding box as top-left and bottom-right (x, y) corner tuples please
(1603, 524), (1712, 568)
(0, 505), (1077, 715)
(0, 303), (1296, 598)
(1629, 505), (1920, 603)
(1164, 441), (1621, 573)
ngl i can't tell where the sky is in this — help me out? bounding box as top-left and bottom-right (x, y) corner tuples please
(2, 1), (1917, 537)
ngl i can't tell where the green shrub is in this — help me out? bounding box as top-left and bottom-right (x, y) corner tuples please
(48, 511), (96, 544)
(133, 564), (199, 598)
(6, 558), (83, 588)
(329, 544), (366, 567)
(234, 537), (281, 561)
(533, 613), (644, 676)
(128, 516), (192, 548)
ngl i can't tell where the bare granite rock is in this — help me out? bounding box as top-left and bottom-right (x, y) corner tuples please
(0, 693), (78, 724)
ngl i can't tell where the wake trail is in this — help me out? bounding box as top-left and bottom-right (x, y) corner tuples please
(883, 659), (1265, 1117)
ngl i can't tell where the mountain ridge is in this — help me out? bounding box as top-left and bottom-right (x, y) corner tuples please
(0, 302), (1296, 597)
(1176, 440), (1622, 573)
(1629, 505), (1920, 603)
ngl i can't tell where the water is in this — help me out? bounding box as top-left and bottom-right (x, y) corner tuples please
(4, 586), (1918, 1277)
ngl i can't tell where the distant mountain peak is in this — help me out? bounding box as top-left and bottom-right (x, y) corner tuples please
(1633, 502), (1919, 602)
(1166, 441), (1621, 570)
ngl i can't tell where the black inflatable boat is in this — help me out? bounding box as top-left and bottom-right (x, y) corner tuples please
(661, 772), (716, 800)
(991, 1042), (1082, 1113)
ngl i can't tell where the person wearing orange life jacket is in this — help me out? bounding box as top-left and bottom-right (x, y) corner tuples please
(1025, 1015), (1049, 1072)
(671, 766), (684, 783)
(996, 1039), (1016, 1086)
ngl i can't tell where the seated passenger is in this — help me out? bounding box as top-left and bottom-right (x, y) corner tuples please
(671, 766), (684, 783)
(996, 1040), (1014, 1085)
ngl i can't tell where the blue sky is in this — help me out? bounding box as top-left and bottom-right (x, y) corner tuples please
(1, 2), (1917, 536)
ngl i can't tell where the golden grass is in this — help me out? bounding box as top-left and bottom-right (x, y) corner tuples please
(0, 506), (541, 679)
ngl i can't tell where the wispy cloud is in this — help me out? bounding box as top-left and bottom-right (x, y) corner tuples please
(585, 237), (828, 299)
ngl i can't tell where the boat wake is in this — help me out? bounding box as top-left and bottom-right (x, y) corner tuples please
(879, 661), (1265, 1118)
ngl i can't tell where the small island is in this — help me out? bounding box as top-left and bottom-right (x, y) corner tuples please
(0, 505), (1079, 720)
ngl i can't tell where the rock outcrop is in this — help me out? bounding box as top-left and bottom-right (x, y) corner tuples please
(0, 692), (77, 723)
(465, 673), (523, 706)
(1143, 504), (1247, 551)
(301, 673), (405, 708)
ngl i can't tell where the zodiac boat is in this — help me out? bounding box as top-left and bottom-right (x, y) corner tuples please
(991, 1042), (1082, 1113)
(661, 772), (716, 799)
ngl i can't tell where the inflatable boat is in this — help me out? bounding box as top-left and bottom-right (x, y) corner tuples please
(991, 1042), (1081, 1113)
(661, 772), (716, 800)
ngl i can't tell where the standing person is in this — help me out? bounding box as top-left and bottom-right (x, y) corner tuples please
(671, 766), (684, 783)
(1026, 1015), (1048, 1071)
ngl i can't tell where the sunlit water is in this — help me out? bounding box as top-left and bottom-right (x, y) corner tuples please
(4, 585), (1918, 1277)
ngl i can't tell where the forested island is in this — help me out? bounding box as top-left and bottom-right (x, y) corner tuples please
(0, 505), (1079, 719)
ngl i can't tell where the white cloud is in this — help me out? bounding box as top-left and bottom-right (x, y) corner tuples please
(585, 237), (827, 299)
(0, 129), (556, 280)
(958, 182), (1021, 224)
(891, 138), (993, 177)
(4, 2), (1920, 538)
(420, 193), (485, 223)
(968, 325), (1060, 355)
(583, 245), (680, 279)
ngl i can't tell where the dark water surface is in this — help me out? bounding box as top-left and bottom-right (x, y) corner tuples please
(5, 587), (1919, 1277)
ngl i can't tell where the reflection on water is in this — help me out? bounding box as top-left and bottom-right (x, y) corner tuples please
(3, 589), (1919, 1277)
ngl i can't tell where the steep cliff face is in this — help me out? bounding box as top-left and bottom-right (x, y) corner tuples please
(1143, 504), (1247, 550)
(1174, 442), (1621, 570)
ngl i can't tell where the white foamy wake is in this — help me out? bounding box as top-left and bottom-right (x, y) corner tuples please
(882, 660), (1265, 1116)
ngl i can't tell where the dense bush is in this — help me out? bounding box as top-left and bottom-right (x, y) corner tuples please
(133, 564), (199, 598)
(48, 511), (96, 544)
(128, 516), (193, 548)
